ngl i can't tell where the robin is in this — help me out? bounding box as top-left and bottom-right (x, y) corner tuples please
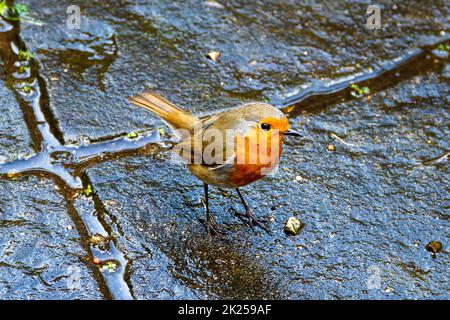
(129, 91), (300, 235)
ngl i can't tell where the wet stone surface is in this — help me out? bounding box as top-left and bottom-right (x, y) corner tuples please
(0, 72), (34, 163)
(0, 0), (449, 299)
(87, 158), (287, 299)
(0, 177), (102, 299)
(86, 71), (449, 299)
(19, 0), (448, 142)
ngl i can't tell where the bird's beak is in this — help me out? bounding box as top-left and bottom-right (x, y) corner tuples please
(284, 129), (301, 137)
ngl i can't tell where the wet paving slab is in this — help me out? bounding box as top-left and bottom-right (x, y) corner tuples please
(0, 74), (34, 163)
(0, 0), (448, 299)
(0, 176), (102, 299)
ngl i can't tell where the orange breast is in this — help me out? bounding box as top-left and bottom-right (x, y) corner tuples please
(229, 129), (283, 187)
(230, 163), (266, 187)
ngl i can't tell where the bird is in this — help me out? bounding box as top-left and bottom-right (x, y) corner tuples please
(129, 91), (300, 235)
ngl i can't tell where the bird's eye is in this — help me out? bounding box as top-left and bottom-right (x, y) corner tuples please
(261, 123), (271, 131)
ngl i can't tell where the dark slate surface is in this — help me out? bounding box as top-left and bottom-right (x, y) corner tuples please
(19, 0), (448, 142)
(0, 0), (447, 299)
(0, 73), (34, 163)
(86, 72), (449, 299)
(0, 176), (102, 299)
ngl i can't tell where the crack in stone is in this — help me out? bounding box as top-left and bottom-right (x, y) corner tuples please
(278, 37), (450, 115)
(0, 10), (134, 300)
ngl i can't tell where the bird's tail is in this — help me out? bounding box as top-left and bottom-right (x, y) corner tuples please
(129, 91), (199, 132)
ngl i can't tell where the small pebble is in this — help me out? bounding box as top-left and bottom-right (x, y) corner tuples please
(384, 286), (394, 293)
(204, 0), (224, 9)
(284, 217), (304, 236)
(127, 131), (138, 139)
(425, 241), (442, 254)
(89, 234), (106, 245)
(327, 144), (336, 152)
(206, 51), (221, 62)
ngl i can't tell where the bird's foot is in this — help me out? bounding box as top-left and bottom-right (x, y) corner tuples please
(199, 217), (227, 237)
(232, 208), (272, 233)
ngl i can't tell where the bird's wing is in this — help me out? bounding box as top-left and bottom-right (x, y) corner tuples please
(200, 112), (255, 168)
(171, 112), (247, 166)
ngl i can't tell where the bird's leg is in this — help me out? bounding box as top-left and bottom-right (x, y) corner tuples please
(235, 188), (271, 232)
(201, 183), (225, 236)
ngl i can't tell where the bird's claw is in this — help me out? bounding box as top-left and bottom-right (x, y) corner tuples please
(199, 217), (227, 237)
(232, 208), (272, 233)
(249, 215), (272, 233)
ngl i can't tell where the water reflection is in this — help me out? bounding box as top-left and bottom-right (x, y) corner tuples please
(152, 223), (287, 299)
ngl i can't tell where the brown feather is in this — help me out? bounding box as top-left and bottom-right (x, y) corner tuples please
(129, 90), (198, 132)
